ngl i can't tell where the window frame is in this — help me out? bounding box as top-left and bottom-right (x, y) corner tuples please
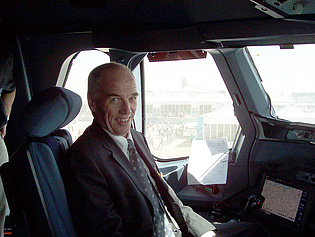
(140, 51), (240, 160)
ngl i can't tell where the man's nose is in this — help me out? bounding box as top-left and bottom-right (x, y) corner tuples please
(120, 100), (131, 114)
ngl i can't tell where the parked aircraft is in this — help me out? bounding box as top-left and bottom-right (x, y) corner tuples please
(1, 0), (315, 236)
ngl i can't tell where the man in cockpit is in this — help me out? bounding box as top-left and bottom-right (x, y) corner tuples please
(62, 62), (217, 237)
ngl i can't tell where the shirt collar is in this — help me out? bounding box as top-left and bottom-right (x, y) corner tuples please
(103, 129), (132, 159)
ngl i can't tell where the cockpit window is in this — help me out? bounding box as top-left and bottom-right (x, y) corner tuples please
(248, 44), (315, 124)
(64, 50), (110, 140)
(143, 54), (239, 159)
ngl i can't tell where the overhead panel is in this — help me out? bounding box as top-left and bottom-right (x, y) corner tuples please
(250, 0), (315, 18)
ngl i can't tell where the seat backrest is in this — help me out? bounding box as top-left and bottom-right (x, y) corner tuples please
(0, 86), (82, 237)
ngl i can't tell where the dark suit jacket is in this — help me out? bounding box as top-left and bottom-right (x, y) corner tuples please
(62, 120), (215, 237)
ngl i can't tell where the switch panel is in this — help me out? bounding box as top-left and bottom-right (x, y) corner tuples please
(296, 171), (315, 184)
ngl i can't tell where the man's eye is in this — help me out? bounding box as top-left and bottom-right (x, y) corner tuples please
(110, 97), (120, 102)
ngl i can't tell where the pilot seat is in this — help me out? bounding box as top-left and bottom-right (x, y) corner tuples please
(0, 86), (82, 237)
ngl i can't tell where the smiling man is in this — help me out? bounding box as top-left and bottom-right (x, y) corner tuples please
(87, 63), (139, 137)
(62, 62), (216, 237)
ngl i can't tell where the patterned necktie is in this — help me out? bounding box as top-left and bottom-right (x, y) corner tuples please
(127, 139), (167, 236)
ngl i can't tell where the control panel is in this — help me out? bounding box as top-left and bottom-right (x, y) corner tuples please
(296, 171), (315, 184)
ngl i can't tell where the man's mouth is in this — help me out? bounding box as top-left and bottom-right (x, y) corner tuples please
(118, 117), (130, 123)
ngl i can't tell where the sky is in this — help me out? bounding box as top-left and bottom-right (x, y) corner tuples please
(65, 50), (110, 98)
(142, 56), (226, 92)
(248, 44), (315, 94)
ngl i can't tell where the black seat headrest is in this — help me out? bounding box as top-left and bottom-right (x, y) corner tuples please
(21, 87), (82, 138)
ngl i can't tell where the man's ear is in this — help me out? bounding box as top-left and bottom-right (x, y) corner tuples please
(88, 95), (97, 113)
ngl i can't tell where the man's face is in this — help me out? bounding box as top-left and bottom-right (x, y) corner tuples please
(89, 67), (138, 138)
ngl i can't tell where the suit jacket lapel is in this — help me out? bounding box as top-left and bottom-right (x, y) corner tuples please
(91, 121), (151, 199)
